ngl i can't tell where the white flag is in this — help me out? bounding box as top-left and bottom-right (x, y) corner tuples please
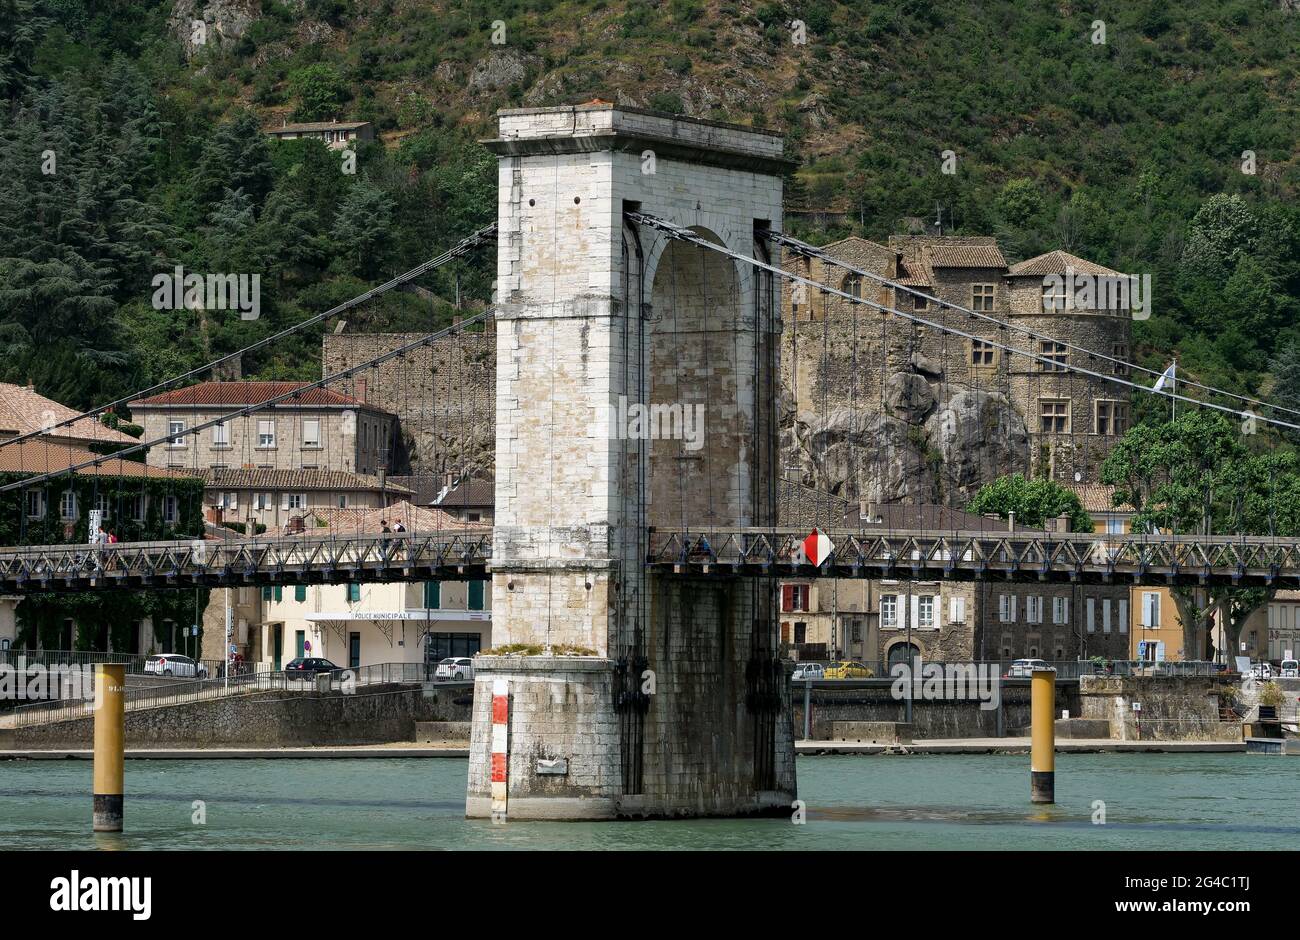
(1152, 361), (1175, 392)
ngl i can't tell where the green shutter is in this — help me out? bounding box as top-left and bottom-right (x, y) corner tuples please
(274, 586), (283, 602)
(468, 580), (484, 611)
(295, 585), (306, 602)
(424, 581), (440, 609)
(262, 587), (272, 601)
(348, 583), (361, 603)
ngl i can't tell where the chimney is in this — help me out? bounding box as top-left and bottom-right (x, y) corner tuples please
(378, 465), (386, 490)
(355, 377), (367, 404)
(1057, 512), (1070, 533)
(288, 515), (304, 534)
(1007, 511), (1016, 532)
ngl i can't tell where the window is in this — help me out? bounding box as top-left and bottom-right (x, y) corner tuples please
(423, 581), (441, 610)
(1039, 399), (1070, 433)
(1119, 599), (1129, 635)
(163, 496), (178, 524)
(782, 584), (810, 612)
(851, 620), (863, 643)
(25, 490), (44, 519)
(998, 594), (1017, 623)
(918, 595), (934, 628)
(468, 580), (485, 611)
(218, 491), (238, 510)
(60, 490), (77, 521)
(1041, 280), (1069, 311)
(212, 422), (229, 446)
(337, 494), (348, 509)
(949, 596), (966, 624)
(129, 494), (146, 522)
(1038, 341), (1068, 372)
(95, 493), (110, 516)
(1094, 400), (1129, 436)
(347, 583), (361, 603)
(1086, 597), (1096, 633)
(1052, 596), (1069, 625)
(1103, 599), (1112, 634)
(1112, 344), (1130, 376)
(842, 274), (862, 299)
(168, 420), (186, 446)
(971, 339), (997, 367)
(912, 292), (928, 311)
(1142, 592), (1161, 628)
(303, 419), (321, 448)
(1026, 595), (1042, 624)
(258, 420), (276, 448)
(284, 493), (305, 511)
(972, 284), (995, 312)
(1106, 517), (1126, 535)
(794, 622), (807, 644)
(881, 594), (898, 628)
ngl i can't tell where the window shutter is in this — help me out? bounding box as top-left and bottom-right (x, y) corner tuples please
(229, 491), (238, 510)
(1119, 599), (1129, 634)
(1087, 598), (1096, 633)
(782, 584), (793, 612)
(281, 493), (290, 510)
(1010, 596), (1018, 621)
(910, 595), (920, 629)
(999, 594), (1009, 622)
(950, 596), (965, 623)
(1103, 599), (1112, 633)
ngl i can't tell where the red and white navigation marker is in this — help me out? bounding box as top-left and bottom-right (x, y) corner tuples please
(803, 528), (834, 567)
(490, 678), (508, 821)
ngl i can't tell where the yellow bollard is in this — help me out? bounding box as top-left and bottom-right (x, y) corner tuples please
(1030, 668), (1055, 804)
(93, 664), (125, 832)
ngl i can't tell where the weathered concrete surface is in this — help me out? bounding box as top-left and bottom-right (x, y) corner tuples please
(830, 721), (913, 743)
(1077, 675), (1239, 741)
(12, 683), (470, 749)
(0, 745), (469, 760)
(796, 738), (1247, 754)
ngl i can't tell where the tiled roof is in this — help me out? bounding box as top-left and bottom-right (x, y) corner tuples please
(0, 383), (138, 445)
(267, 121), (371, 133)
(0, 441), (197, 480)
(925, 245), (1008, 269)
(131, 382), (384, 410)
(1007, 250), (1123, 278)
(201, 468), (412, 494)
(1067, 483), (1135, 514)
(300, 501), (489, 536)
(434, 478), (495, 508)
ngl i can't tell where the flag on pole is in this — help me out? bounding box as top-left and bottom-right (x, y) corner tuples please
(1152, 361), (1176, 393)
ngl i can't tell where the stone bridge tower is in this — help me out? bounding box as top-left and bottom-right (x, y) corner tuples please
(466, 103), (797, 819)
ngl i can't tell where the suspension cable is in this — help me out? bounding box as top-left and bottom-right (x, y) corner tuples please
(0, 223), (498, 452)
(626, 212), (1300, 433)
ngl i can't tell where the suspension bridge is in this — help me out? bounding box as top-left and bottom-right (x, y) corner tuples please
(3, 103), (1294, 820)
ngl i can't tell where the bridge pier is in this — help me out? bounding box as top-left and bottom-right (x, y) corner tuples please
(466, 103), (796, 820)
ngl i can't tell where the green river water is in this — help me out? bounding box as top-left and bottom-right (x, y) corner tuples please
(0, 753), (1294, 850)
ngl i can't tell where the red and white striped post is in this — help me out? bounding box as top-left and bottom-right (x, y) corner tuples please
(490, 678), (509, 821)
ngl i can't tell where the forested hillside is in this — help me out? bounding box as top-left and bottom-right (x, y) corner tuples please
(0, 0), (1297, 423)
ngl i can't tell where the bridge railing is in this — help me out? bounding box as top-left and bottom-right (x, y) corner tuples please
(785, 659), (1227, 681)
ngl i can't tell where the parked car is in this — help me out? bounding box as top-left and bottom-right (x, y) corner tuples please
(790, 663), (825, 681)
(823, 661), (873, 680)
(1249, 661), (1273, 680)
(1004, 658), (1054, 678)
(283, 657), (339, 677)
(1280, 659), (1299, 678)
(435, 657), (475, 681)
(144, 654), (207, 679)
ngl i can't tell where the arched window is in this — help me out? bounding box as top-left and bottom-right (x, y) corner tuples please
(888, 642), (920, 667)
(842, 274), (863, 300)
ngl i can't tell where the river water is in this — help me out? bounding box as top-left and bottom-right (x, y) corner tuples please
(0, 753), (1294, 850)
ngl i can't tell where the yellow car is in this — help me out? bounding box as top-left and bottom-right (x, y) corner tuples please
(823, 661), (874, 679)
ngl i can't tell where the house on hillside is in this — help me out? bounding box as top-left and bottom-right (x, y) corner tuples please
(264, 119), (374, 150)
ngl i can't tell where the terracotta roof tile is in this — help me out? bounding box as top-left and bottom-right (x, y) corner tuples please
(0, 441), (197, 480)
(0, 383), (138, 445)
(201, 468), (412, 494)
(300, 501), (490, 536)
(925, 245), (1008, 269)
(1008, 250), (1123, 278)
(1067, 483), (1135, 514)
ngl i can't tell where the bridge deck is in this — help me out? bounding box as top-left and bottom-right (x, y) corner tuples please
(2, 527), (1299, 593)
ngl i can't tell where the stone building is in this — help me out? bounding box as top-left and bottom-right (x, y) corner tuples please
(129, 381), (397, 476)
(781, 235), (1133, 506)
(202, 468), (411, 533)
(264, 120), (375, 150)
(322, 330), (495, 478)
